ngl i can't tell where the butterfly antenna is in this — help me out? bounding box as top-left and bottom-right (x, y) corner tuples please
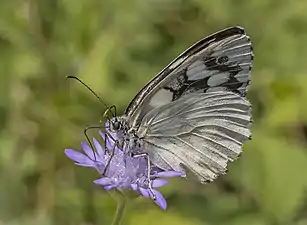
(66, 76), (114, 117)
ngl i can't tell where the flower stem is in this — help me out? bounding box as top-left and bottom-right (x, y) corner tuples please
(111, 190), (126, 225)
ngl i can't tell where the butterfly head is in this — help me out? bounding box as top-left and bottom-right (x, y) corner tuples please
(108, 116), (129, 133)
(108, 116), (141, 153)
(109, 117), (121, 131)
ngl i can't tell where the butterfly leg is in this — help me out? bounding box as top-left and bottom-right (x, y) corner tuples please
(109, 105), (117, 117)
(84, 122), (117, 156)
(102, 129), (126, 176)
(102, 105), (117, 119)
(102, 136), (118, 175)
(83, 123), (120, 175)
(133, 153), (156, 200)
(84, 125), (105, 161)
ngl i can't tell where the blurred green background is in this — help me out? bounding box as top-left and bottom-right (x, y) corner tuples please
(1, 0), (307, 224)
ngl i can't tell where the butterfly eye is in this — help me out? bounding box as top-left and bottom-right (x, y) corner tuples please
(113, 121), (120, 130)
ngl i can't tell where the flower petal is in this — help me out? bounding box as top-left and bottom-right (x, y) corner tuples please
(104, 184), (118, 190)
(152, 190), (167, 210)
(81, 142), (95, 160)
(152, 179), (169, 188)
(139, 188), (150, 198)
(105, 133), (115, 151)
(75, 162), (97, 168)
(94, 162), (106, 174)
(93, 138), (105, 158)
(130, 184), (138, 191)
(99, 130), (106, 141)
(153, 170), (185, 178)
(65, 149), (95, 166)
(94, 177), (112, 186)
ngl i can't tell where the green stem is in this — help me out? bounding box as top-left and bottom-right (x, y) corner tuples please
(111, 190), (126, 225)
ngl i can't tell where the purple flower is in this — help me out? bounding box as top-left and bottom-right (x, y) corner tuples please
(65, 128), (185, 210)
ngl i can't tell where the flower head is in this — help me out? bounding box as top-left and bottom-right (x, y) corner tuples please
(65, 127), (184, 210)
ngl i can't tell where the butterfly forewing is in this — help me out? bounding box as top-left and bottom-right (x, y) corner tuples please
(123, 26), (253, 183)
(125, 26), (253, 129)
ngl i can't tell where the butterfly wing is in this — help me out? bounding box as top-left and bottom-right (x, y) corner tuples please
(137, 91), (251, 182)
(124, 26), (253, 182)
(125, 26), (253, 128)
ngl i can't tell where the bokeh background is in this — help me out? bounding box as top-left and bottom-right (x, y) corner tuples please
(1, 0), (307, 224)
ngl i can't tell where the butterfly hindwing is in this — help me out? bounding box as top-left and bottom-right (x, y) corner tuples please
(137, 91), (251, 182)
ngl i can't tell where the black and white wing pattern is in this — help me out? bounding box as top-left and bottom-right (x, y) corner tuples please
(125, 26), (253, 183)
(125, 26), (253, 128)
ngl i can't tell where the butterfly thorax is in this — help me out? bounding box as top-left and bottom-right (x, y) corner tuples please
(109, 116), (143, 156)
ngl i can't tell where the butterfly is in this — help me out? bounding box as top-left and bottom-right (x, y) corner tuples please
(85, 26), (253, 185)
